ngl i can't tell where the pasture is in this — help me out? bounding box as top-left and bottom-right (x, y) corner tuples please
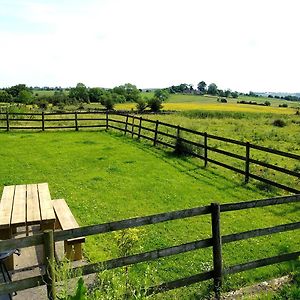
(0, 130), (299, 298)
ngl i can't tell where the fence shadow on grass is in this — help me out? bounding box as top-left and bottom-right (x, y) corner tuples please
(108, 130), (278, 201)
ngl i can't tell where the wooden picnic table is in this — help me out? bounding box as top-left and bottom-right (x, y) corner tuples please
(0, 183), (56, 269)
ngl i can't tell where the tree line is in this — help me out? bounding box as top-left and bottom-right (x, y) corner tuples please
(168, 81), (239, 98)
(1, 81), (298, 112)
(0, 83), (170, 112)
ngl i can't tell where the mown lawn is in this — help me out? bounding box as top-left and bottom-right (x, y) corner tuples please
(0, 131), (299, 298)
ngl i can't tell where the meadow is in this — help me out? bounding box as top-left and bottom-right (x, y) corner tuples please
(0, 131), (299, 298)
(0, 92), (299, 298)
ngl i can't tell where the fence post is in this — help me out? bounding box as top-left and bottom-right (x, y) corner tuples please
(6, 112), (9, 131)
(106, 111), (109, 130)
(138, 117), (142, 140)
(124, 115), (129, 135)
(42, 111), (45, 131)
(43, 230), (56, 300)
(175, 125), (181, 150)
(131, 115), (135, 138)
(153, 120), (159, 146)
(245, 142), (250, 183)
(211, 203), (222, 300)
(75, 112), (78, 131)
(204, 132), (208, 167)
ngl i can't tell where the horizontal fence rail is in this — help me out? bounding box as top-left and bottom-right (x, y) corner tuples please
(1, 111), (299, 193)
(0, 194), (299, 298)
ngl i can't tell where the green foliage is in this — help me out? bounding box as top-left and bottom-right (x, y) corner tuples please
(114, 228), (142, 257)
(69, 83), (89, 103)
(272, 119), (286, 127)
(279, 103), (288, 108)
(35, 99), (48, 110)
(197, 81), (207, 93)
(207, 83), (218, 95)
(89, 88), (105, 103)
(264, 100), (271, 106)
(0, 90), (13, 103)
(154, 89), (169, 102)
(6, 84), (30, 98)
(101, 94), (115, 110)
(17, 90), (33, 104)
(231, 91), (239, 98)
(112, 83), (141, 102)
(147, 97), (163, 112)
(136, 98), (147, 112)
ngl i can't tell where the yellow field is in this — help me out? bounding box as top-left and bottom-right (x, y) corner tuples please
(116, 102), (297, 115)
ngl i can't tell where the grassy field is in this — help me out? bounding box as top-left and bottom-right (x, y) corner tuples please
(30, 90), (300, 114)
(0, 131), (299, 298)
(115, 93), (300, 114)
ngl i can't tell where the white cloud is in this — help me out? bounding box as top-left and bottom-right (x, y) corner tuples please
(0, 0), (299, 92)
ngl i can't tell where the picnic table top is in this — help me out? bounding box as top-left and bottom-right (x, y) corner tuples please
(0, 183), (56, 229)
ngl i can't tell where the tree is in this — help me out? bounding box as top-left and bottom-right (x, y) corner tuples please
(6, 84), (30, 98)
(148, 97), (163, 112)
(112, 83), (141, 102)
(69, 83), (89, 103)
(17, 90), (33, 104)
(100, 94), (115, 110)
(231, 91), (239, 99)
(197, 81), (207, 93)
(207, 83), (218, 95)
(136, 98), (147, 112)
(0, 90), (13, 103)
(224, 89), (231, 98)
(154, 89), (169, 102)
(88, 87), (105, 103)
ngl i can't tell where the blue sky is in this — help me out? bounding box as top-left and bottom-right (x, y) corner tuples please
(0, 0), (299, 92)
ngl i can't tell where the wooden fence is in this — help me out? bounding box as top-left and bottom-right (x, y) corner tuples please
(0, 194), (299, 299)
(0, 111), (299, 194)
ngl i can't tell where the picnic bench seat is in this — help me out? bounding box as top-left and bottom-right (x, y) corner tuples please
(52, 199), (85, 261)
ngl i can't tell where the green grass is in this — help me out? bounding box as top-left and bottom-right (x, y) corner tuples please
(0, 131), (299, 298)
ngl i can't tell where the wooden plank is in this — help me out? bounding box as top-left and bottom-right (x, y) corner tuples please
(249, 173), (299, 194)
(52, 199), (79, 230)
(222, 222), (300, 244)
(0, 234), (43, 252)
(250, 143), (300, 160)
(249, 158), (300, 178)
(223, 251), (300, 276)
(38, 183), (55, 222)
(75, 237), (212, 276)
(26, 184), (41, 224)
(54, 205), (211, 242)
(0, 275), (44, 296)
(146, 271), (214, 295)
(207, 133), (247, 146)
(221, 194), (300, 212)
(0, 186), (15, 228)
(11, 185), (26, 226)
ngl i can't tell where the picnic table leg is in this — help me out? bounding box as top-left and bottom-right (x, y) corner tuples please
(0, 228), (14, 270)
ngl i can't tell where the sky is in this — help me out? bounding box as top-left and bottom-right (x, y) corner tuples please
(0, 0), (299, 92)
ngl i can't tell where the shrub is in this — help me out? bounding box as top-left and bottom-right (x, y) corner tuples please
(147, 97), (163, 112)
(279, 103), (288, 108)
(36, 99), (48, 110)
(101, 96), (115, 110)
(273, 119), (286, 127)
(136, 98), (147, 112)
(264, 100), (271, 106)
(220, 98), (227, 103)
